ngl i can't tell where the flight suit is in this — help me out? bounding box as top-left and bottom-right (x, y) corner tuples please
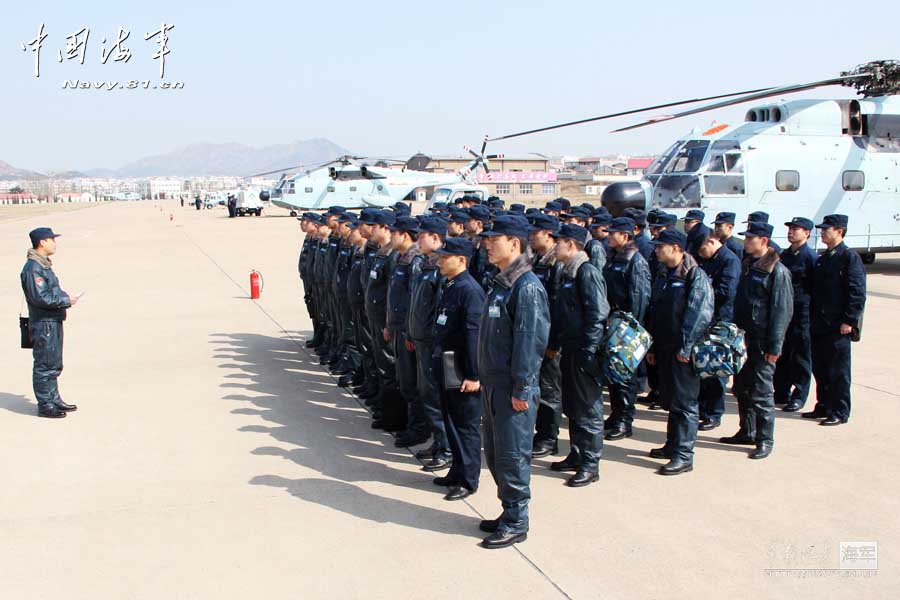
(550, 253), (609, 473)
(531, 249), (563, 449)
(21, 253), (72, 411)
(332, 239), (358, 369)
(408, 253), (450, 457)
(365, 243), (402, 428)
(809, 242), (866, 421)
(774, 243), (817, 408)
(648, 255), (713, 464)
(349, 244), (378, 395)
(478, 255), (549, 534)
(697, 245), (740, 422)
(432, 271), (486, 492)
(387, 245), (426, 438)
(603, 242), (651, 433)
(732, 250), (793, 448)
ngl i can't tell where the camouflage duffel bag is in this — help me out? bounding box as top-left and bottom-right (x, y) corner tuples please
(600, 310), (652, 385)
(691, 322), (747, 379)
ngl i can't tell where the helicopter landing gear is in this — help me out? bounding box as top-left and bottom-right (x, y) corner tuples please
(289, 210), (297, 217)
(861, 252), (876, 265)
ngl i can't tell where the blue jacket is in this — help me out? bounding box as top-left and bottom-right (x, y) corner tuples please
(780, 243), (817, 329)
(810, 242), (866, 335)
(432, 270), (486, 380)
(407, 253), (445, 344)
(648, 253), (714, 357)
(634, 231), (652, 262)
(364, 244), (398, 330)
(700, 245), (741, 323)
(549, 253), (609, 355)
(386, 245), (421, 334)
(603, 241), (651, 324)
(724, 235), (744, 261)
(586, 238), (607, 271)
(21, 252), (71, 322)
(477, 253), (550, 402)
(734, 249), (794, 355)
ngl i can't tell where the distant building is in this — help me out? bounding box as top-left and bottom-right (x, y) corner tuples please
(626, 157), (654, 177)
(55, 192), (96, 203)
(0, 192), (37, 205)
(140, 178), (185, 199)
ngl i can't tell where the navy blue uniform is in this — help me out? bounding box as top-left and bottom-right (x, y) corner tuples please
(648, 255), (713, 464)
(809, 243), (866, 421)
(365, 244), (402, 428)
(723, 235), (744, 261)
(686, 222), (711, 260)
(432, 271), (486, 492)
(697, 245), (740, 422)
(408, 253), (450, 456)
(21, 252), (72, 410)
(634, 231), (652, 262)
(387, 245), (426, 437)
(531, 250), (564, 448)
(732, 251), (793, 448)
(774, 243), (817, 408)
(603, 242), (651, 432)
(478, 255), (550, 535)
(549, 254), (609, 474)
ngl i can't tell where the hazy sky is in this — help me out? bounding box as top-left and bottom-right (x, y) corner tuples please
(2, 0), (898, 173)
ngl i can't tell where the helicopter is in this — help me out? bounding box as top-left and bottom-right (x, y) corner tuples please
(252, 152), (498, 215)
(472, 59), (900, 263)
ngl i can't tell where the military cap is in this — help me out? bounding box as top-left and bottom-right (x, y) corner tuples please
(815, 214), (849, 229)
(390, 215), (419, 233)
(607, 217), (636, 234)
(300, 212), (318, 221)
(580, 202), (596, 212)
(479, 215), (530, 238)
(785, 216), (814, 230)
(337, 211), (358, 223)
(361, 209), (396, 226)
(418, 216), (448, 236)
(740, 222), (774, 238)
(684, 209), (706, 222)
(555, 197), (572, 211)
(650, 229), (687, 249)
(561, 206), (591, 221)
(29, 227), (60, 246)
(434, 236), (474, 259)
(654, 212), (678, 228)
(430, 201), (449, 212)
(509, 203), (526, 214)
(744, 211), (770, 224)
(467, 205), (491, 223)
(325, 205), (347, 216)
(713, 212), (736, 225)
(551, 223), (590, 245)
(593, 206), (611, 216)
(529, 213), (560, 232)
(544, 201), (562, 212)
(589, 213), (613, 228)
(391, 201), (412, 215)
(525, 207), (542, 216)
(462, 194), (483, 205)
(449, 208), (469, 224)
(623, 208), (647, 227)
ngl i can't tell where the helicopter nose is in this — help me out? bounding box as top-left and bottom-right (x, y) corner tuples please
(601, 181), (651, 217)
(259, 190), (270, 202)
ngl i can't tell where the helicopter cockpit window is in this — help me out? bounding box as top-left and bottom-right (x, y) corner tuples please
(305, 187), (313, 193)
(286, 182), (295, 193)
(776, 170), (800, 192)
(663, 140), (709, 173)
(842, 171), (865, 191)
(648, 142), (680, 176)
(702, 141), (745, 196)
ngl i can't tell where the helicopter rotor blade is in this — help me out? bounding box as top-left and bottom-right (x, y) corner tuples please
(612, 74), (860, 133)
(244, 164), (306, 178)
(484, 86), (786, 143)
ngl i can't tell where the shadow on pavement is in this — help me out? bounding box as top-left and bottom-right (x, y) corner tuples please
(210, 331), (481, 538)
(0, 392), (34, 416)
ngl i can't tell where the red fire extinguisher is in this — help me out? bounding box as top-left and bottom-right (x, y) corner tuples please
(250, 270), (264, 299)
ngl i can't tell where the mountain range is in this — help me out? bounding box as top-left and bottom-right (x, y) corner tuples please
(1, 138), (356, 180)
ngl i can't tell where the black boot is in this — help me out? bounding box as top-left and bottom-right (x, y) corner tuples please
(719, 410), (756, 445)
(550, 450), (580, 472)
(38, 404), (66, 418)
(54, 399), (77, 412)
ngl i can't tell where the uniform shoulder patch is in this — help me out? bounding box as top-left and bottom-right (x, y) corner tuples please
(34, 275), (45, 287)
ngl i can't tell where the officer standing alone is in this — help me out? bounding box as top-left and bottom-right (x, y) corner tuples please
(22, 228), (80, 418)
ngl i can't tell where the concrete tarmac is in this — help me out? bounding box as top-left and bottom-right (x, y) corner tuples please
(0, 201), (897, 599)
